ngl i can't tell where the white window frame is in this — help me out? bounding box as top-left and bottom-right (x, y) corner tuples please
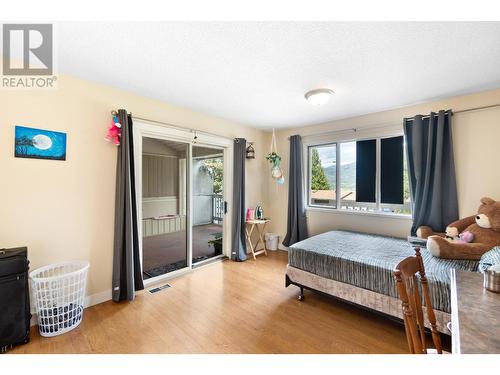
(303, 124), (412, 219)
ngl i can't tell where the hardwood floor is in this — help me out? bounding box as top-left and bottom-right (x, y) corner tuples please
(12, 251), (411, 354)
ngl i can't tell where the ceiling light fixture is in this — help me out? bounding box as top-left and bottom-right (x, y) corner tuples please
(305, 88), (334, 106)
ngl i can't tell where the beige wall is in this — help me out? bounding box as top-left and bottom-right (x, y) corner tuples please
(266, 88), (500, 242)
(0, 74), (268, 298)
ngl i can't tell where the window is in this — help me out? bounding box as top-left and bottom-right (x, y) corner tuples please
(340, 140), (377, 211)
(307, 135), (411, 215)
(380, 140), (411, 214)
(308, 144), (336, 208)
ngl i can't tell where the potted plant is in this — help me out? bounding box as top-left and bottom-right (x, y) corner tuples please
(208, 232), (223, 254)
(266, 152), (284, 182)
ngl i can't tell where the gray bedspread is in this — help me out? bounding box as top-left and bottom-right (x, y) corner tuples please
(288, 230), (479, 313)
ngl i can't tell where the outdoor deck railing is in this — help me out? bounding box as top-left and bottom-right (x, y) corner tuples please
(212, 194), (224, 224)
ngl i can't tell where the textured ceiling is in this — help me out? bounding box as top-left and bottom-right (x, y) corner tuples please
(58, 22), (500, 129)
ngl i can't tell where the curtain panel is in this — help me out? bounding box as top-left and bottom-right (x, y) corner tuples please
(112, 109), (144, 302)
(231, 138), (247, 261)
(283, 135), (308, 247)
(404, 110), (459, 235)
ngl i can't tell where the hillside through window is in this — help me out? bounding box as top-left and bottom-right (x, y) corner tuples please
(339, 141), (357, 208)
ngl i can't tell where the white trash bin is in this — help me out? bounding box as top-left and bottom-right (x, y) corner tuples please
(30, 261), (89, 337)
(265, 233), (280, 251)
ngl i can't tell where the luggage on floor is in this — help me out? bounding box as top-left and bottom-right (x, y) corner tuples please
(0, 247), (31, 353)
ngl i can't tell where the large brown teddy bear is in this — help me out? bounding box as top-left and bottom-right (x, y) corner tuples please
(417, 197), (500, 260)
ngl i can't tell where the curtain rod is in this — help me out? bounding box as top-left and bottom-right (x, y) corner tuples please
(286, 102), (500, 139)
(111, 111), (235, 142)
(286, 121), (402, 140)
(404, 103), (500, 121)
(404, 109), (452, 121)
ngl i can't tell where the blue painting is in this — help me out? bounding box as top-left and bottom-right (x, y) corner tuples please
(14, 126), (67, 161)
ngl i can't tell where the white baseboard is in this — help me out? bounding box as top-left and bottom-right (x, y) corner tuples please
(30, 289), (112, 327)
(85, 289), (112, 308)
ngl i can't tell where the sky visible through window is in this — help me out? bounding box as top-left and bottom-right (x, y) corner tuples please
(317, 142), (356, 166)
(312, 142), (357, 202)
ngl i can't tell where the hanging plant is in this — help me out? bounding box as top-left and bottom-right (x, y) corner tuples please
(267, 129), (285, 184)
(266, 151), (281, 166)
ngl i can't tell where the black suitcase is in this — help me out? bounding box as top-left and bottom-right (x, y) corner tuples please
(0, 247), (31, 353)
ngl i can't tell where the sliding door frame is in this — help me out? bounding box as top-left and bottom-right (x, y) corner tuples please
(191, 145), (227, 267)
(133, 119), (233, 287)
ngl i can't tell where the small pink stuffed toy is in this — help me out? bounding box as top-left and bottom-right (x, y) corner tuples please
(105, 115), (122, 146)
(446, 230), (474, 244)
(457, 231), (474, 243)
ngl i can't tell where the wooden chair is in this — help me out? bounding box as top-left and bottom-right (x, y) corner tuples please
(393, 248), (443, 354)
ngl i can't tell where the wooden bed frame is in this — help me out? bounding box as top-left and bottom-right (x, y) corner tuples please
(285, 264), (451, 335)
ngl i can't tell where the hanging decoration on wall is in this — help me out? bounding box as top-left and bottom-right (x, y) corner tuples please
(105, 111), (122, 146)
(266, 129), (285, 185)
(14, 125), (67, 161)
(246, 142), (255, 159)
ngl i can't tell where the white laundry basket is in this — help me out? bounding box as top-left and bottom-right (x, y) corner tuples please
(265, 233), (280, 251)
(30, 261), (89, 337)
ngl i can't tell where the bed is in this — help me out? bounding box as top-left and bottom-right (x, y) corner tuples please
(285, 230), (480, 334)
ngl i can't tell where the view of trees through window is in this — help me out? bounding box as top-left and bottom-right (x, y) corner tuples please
(309, 138), (411, 215)
(309, 145), (336, 207)
(201, 158), (223, 195)
(310, 148), (331, 190)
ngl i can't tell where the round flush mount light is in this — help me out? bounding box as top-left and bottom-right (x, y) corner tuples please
(305, 88), (334, 106)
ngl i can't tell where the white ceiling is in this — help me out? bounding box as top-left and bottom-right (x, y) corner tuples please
(58, 22), (500, 129)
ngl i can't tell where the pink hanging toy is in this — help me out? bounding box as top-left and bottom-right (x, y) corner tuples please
(105, 113), (122, 146)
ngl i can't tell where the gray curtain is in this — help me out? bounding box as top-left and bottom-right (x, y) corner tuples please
(112, 109), (144, 302)
(231, 138), (247, 261)
(404, 110), (458, 236)
(283, 135), (308, 246)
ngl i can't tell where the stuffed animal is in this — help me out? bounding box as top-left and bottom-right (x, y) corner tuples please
(417, 197), (500, 260)
(105, 115), (122, 146)
(456, 231), (474, 243)
(440, 230), (475, 244)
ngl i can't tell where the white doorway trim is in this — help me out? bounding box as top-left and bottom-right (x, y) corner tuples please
(133, 119), (233, 287)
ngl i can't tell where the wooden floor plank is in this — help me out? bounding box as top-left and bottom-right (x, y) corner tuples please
(12, 251), (410, 354)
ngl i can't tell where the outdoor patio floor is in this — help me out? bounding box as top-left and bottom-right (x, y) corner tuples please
(142, 223), (222, 278)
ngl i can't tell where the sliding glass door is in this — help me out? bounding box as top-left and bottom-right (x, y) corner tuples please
(134, 120), (232, 284)
(191, 145), (225, 265)
(141, 137), (189, 280)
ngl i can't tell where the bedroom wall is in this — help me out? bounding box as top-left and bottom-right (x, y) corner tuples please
(266, 88), (500, 243)
(0, 74), (269, 302)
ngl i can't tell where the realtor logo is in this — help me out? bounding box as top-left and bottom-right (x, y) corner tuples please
(3, 24), (53, 75)
(2, 23), (57, 88)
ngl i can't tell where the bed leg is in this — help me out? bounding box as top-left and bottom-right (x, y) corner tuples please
(285, 274), (291, 288)
(298, 286), (305, 301)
